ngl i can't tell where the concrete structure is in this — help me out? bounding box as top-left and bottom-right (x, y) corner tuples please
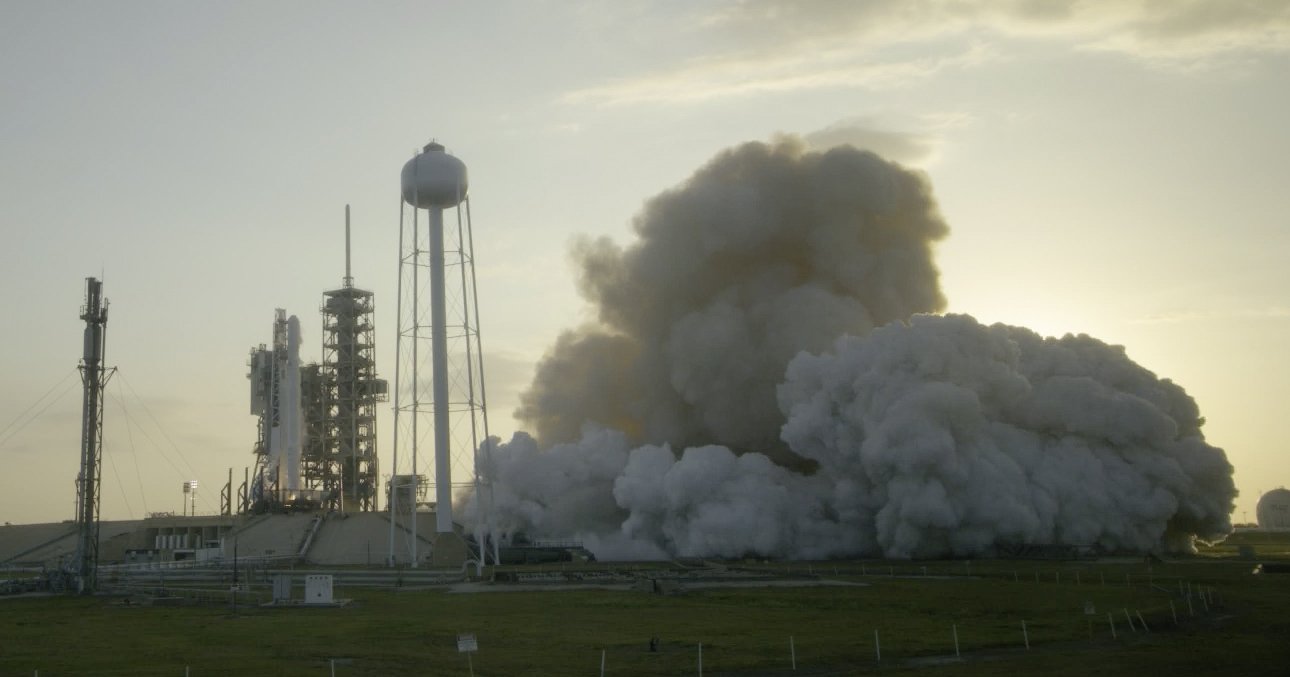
(1, 512), (471, 570)
(1257, 488), (1290, 529)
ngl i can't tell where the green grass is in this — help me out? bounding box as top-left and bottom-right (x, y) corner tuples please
(2, 553), (1287, 676)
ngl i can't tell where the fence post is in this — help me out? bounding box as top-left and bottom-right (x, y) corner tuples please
(698, 642), (703, 677)
(1022, 620), (1029, 650)
(874, 629), (881, 662)
(1108, 612), (1117, 639)
(600, 649), (605, 677)
(953, 624), (960, 658)
(790, 636), (796, 670)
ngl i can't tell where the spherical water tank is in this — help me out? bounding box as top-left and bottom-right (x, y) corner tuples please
(401, 142), (468, 208)
(1257, 488), (1290, 529)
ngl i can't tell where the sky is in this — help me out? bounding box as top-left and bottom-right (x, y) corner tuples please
(1, 0), (1287, 527)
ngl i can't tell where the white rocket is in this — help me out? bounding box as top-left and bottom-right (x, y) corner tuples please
(283, 315), (302, 493)
(269, 313), (304, 495)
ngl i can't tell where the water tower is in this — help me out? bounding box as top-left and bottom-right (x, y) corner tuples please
(389, 141), (495, 567)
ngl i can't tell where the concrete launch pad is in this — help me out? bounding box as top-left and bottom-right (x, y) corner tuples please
(0, 510), (470, 570)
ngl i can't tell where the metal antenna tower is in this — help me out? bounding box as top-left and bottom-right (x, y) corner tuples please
(322, 205), (387, 512)
(72, 277), (113, 594)
(390, 141), (496, 568)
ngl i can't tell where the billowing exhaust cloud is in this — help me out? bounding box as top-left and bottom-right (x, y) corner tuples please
(517, 137), (948, 457)
(465, 137), (1235, 559)
(775, 315), (1234, 557)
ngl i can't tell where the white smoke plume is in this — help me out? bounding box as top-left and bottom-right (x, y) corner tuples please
(464, 137), (1235, 560)
(776, 315), (1234, 557)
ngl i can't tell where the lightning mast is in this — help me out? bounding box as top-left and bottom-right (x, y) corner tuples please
(73, 277), (112, 594)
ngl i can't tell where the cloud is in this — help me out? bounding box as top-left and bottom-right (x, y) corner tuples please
(1133, 306), (1290, 324)
(707, 0), (1290, 59)
(562, 43), (996, 107)
(803, 118), (940, 166)
(561, 1), (1288, 107)
(1072, 1), (1290, 60)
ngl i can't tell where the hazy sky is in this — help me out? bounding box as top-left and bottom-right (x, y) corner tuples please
(2, 1), (1286, 527)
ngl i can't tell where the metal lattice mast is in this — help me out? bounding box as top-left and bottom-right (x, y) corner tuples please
(73, 277), (112, 594)
(323, 205), (387, 512)
(299, 363), (329, 499)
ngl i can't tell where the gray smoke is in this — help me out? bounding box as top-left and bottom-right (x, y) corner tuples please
(465, 137), (1235, 559)
(776, 315), (1234, 557)
(517, 137), (948, 455)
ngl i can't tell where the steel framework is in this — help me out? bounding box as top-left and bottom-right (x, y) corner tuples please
(390, 143), (496, 567)
(72, 277), (112, 593)
(321, 209), (386, 511)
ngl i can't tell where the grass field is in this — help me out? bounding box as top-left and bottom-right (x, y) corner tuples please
(2, 532), (1287, 676)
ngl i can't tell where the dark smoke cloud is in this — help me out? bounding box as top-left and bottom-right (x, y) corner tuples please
(466, 137), (1235, 560)
(517, 137), (948, 454)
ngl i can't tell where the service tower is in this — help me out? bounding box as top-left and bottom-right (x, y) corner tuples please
(321, 206), (387, 511)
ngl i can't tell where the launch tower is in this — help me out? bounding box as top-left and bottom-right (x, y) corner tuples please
(321, 206), (387, 511)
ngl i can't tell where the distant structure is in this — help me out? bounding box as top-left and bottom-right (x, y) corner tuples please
(1257, 488), (1290, 530)
(72, 277), (113, 593)
(245, 207), (387, 513)
(247, 310), (307, 509)
(246, 208), (386, 513)
(320, 205), (387, 511)
(391, 141), (495, 567)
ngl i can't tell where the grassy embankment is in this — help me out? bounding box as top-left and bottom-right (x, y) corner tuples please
(1, 531), (1286, 676)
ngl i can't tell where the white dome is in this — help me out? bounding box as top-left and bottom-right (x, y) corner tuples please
(1257, 488), (1290, 529)
(401, 142), (468, 208)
